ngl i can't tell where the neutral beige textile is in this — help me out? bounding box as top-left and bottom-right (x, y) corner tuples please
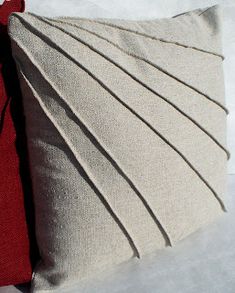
(9, 5), (228, 292)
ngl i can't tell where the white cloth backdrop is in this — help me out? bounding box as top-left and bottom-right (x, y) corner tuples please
(22, 0), (235, 174)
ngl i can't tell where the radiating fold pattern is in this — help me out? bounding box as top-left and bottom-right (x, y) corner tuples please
(8, 7), (228, 292)
(37, 14), (230, 158)
(12, 13), (226, 210)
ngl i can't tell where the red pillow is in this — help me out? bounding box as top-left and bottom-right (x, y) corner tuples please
(0, 0), (32, 286)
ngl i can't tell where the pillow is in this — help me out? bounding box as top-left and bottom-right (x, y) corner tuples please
(0, 0), (32, 287)
(22, 0), (235, 176)
(9, 5), (228, 292)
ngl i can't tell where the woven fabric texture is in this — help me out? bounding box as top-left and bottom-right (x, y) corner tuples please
(9, 5), (228, 292)
(0, 0), (32, 287)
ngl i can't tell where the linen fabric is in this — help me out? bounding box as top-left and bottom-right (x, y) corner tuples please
(9, 5), (228, 292)
(0, 0), (32, 287)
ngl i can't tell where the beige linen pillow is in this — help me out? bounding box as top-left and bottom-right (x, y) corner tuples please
(9, 5), (228, 292)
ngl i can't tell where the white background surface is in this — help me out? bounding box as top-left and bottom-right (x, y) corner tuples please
(24, 0), (235, 174)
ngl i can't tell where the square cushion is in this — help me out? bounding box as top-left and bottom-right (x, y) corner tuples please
(0, 0), (32, 287)
(9, 5), (228, 292)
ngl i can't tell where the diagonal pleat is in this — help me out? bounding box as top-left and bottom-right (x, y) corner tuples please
(12, 36), (173, 248)
(37, 15), (229, 159)
(13, 14), (226, 212)
(19, 69), (142, 258)
(64, 17), (224, 59)
(91, 19), (224, 59)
